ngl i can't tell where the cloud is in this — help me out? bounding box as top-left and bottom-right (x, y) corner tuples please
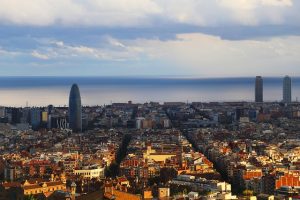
(31, 50), (49, 60)
(127, 33), (300, 76)
(0, 0), (162, 26)
(0, 0), (298, 27)
(261, 0), (293, 6)
(106, 37), (126, 48)
(0, 1), (298, 77)
(1, 33), (299, 76)
(218, 0), (294, 25)
(24, 37), (144, 62)
(0, 47), (21, 57)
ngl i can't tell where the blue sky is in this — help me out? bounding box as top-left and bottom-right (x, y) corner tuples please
(0, 0), (300, 77)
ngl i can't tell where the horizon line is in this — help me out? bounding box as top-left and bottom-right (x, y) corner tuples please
(0, 75), (296, 79)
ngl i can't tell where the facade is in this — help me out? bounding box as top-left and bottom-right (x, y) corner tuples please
(0, 179), (66, 199)
(11, 108), (22, 124)
(158, 188), (170, 199)
(69, 84), (82, 132)
(74, 167), (105, 179)
(42, 111), (48, 122)
(283, 75), (292, 103)
(4, 166), (22, 181)
(23, 180), (66, 196)
(49, 115), (68, 129)
(0, 107), (5, 118)
(275, 171), (300, 189)
(255, 76), (263, 103)
(143, 145), (177, 163)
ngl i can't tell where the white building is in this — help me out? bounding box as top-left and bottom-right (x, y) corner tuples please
(136, 117), (144, 129)
(188, 192), (199, 200)
(163, 119), (170, 128)
(0, 107), (5, 118)
(74, 165), (104, 179)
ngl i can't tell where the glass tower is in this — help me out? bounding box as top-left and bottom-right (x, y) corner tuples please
(69, 84), (82, 132)
(283, 75), (292, 103)
(255, 76), (263, 103)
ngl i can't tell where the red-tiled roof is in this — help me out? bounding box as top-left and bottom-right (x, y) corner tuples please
(1, 182), (21, 188)
(117, 177), (128, 183)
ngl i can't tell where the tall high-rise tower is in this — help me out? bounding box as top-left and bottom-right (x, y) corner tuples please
(255, 76), (263, 103)
(283, 75), (292, 103)
(69, 84), (82, 132)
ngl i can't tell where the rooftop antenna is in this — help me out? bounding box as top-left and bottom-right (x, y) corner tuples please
(26, 101), (29, 108)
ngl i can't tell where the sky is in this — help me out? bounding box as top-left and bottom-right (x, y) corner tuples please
(0, 0), (300, 77)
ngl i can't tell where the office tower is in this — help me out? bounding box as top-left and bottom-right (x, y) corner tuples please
(283, 75), (292, 103)
(42, 111), (48, 122)
(69, 84), (82, 132)
(30, 108), (41, 130)
(235, 108), (244, 121)
(20, 108), (30, 123)
(11, 108), (22, 124)
(255, 76), (263, 103)
(48, 104), (54, 114)
(0, 107), (5, 118)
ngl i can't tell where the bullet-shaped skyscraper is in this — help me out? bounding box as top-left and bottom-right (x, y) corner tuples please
(255, 76), (263, 103)
(283, 75), (292, 103)
(69, 84), (82, 132)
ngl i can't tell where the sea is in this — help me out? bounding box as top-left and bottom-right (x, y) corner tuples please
(0, 76), (299, 107)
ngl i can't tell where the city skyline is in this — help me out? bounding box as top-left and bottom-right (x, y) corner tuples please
(0, 76), (297, 107)
(0, 0), (299, 77)
(1, 2), (300, 200)
(1, 83), (300, 199)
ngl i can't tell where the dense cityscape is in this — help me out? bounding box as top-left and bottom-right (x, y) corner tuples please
(0, 75), (299, 200)
(1, 0), (300, 199)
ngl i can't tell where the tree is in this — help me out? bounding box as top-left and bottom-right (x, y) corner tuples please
(115, 134), (131, 164)
(243, 189), (254, 197)
(24, 195), (36, 200)
(160, 167), (178, 184)
(106, 133), (132, 178)
(148, 176), (160, 186)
